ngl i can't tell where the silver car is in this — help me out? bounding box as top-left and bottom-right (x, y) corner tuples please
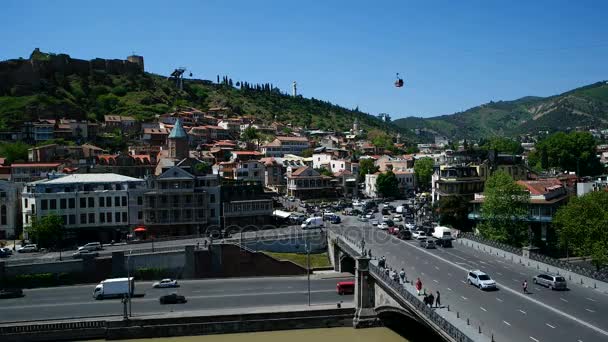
(533, 273), (567, 290)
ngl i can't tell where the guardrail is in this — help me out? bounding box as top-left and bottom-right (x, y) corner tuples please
(460, 232), (608, 283)
(460, 232), (522, 255)
(0, 320), (106, 334)
(369, 263), (474, 342)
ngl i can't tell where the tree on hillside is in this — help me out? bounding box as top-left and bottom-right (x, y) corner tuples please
(376, 171), (400, 198)
(26, 214), (64, 249)
(528, 131), (603, 176)
(241, 126), (260, 147)
(315, 167), (333, 177)
(481, 137), (522, 154)
(368, 129), (393, 150)
(358, 158), (379, 182)
(554, 191), (608, 271)
(301, 148), (314, 158)
(413, 157), (434, 189)
(0, 142), (30, 163)
(477, 171), (530, 246)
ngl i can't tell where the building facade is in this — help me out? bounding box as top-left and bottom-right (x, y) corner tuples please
(431, 164), (485, 204)
(0, 181), (19, 239)
(286, 166), (334, 199)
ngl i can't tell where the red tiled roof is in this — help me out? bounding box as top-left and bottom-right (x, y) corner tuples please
(277, 136), (308, 142)
(516, 178), (563, 195)
(11, 163), (61, 168)
(291, 166), (311, 176)
(233, 151), (262, 156)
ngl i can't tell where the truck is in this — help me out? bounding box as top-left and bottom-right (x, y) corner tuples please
(432, 226), (453, 247)
(301, 217), (324, 229)
(93, 277), (134, 300)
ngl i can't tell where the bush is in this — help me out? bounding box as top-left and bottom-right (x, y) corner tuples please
(4, 272), (87, 288)
(134, 267), (173, 280)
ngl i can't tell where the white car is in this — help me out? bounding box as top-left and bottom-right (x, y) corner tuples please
(412, 231), (427, 240)
(393, 216), (402, 222)
(378, 222), (389, 230)
(467, 270), (497, 290)
(17, 244), (39, 253)
(153, 278), (179, 288)
(405, 223), (415, 230)
(78, 242), (102, 252)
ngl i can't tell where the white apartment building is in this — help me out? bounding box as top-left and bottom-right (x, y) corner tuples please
(364, 173), (379, 198)
(261, 136), (309, 157)
(22, 173), (146, 242)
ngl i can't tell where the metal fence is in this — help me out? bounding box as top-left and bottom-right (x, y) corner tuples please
(460, 232), (608, 283)
(460, 232), (522, 255)
(0, 320), (106, 334)
(369, 263), (475, 342)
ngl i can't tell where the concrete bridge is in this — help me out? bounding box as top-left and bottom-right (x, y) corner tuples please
(327, 229), (484, 342)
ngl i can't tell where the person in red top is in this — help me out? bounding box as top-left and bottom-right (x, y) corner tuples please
(415, 277), (423, 295)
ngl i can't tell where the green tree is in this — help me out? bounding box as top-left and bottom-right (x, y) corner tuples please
(413, 157), (434, 189)
(437, 195), (470, 229)
(405, 146), (420, 154)
(476, 171), (530, 246)
(554, 191), (608, 271)
(0, 141), (30, 163)
(26, 214), (64, 249)
(194, 161), (211, 174)
(481, 137), (522, 154)
(528, 132), (603, 176)
(314, 167), (333, 177)
(358, 158), (379, 181)
(376, 171), (400, 198)
(241, 126), (260, 147)
(368, 129), (393, 150)
(301, 148), (314, 158)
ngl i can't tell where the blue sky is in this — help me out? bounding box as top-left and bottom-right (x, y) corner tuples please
(2, 0), (607, 118)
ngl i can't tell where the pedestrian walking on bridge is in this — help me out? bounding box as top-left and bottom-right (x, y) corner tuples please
(435, 290), (441, 308)
(415, 277), (422, 295)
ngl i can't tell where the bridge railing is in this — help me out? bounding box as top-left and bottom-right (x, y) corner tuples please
(460, 232), (522, 255)
(369, 263), (474, 342)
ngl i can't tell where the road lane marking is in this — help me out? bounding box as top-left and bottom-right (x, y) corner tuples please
(376, 233), (608, 338)
(585, 308), (595, 313)
(447, 287), (453, 291)
(586, 297), (597, 302)
(546, 323), (556, 329)
(512, 278), (520, 282)
(433, 279), (439, 283)
(460, 280), (466, 284)
(503, 320), (511, 326)
(496, 297), (503, 302)
(447, 273), (452, 277)
(496, 272), (503, 276)
(519, 309), (527, 315)
(480, 307), (487, 312)
(435, 266), (440, 270)
(560, 298), (568, 303)
(461, 296), (468, 300)
(529, 337), (539, 342)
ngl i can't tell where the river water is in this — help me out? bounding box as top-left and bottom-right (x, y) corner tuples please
(88, 327), (409, 342)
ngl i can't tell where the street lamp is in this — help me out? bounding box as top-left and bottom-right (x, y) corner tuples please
(306, 239), (311, 306)
(127, 250), (132, 317)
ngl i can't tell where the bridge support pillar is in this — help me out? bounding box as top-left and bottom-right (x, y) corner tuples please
(353, 256), (379, 328)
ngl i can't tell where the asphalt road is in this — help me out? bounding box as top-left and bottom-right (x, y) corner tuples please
(0, 275), (353, 323)
(335, 209), (608, 342)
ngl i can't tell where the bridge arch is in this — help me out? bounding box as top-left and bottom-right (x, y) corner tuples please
(339, 254), (355, 274)
(375, 305), (441, 340)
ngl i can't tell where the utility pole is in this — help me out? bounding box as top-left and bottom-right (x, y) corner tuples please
(307, 239), (311, 306)
(127, 250), (132, 317)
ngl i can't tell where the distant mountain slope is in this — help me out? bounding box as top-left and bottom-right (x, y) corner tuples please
(394, 82), (608, 140)
(0, 49), (400, 135)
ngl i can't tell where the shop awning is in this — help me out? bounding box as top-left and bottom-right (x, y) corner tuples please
(134, 226), (147, 232)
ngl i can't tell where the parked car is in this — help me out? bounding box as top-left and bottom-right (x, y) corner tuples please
(412, 231), (427, 240)
(370, 220), (380, 227)
(159, 293), (187, 304)
(0, 288), (24, 299)
(153, 278), (179, 288)
(365, 212), (373, 219)
(72, 250), (99, 259)
(78, 242), (102, 252)
(329, 215), (341, 224)
(0, 247), (13, 255)
(378, 222), (389, 230)
(387, 226), (400, 235)
(358, 215), (368, 222)
(533, 273), (567, 290)
(382, 215), (391, 221)
(467, 270), (497, 290)
(419, 239), (436, 249)
(393, 216), (402, 222)
(435, 238), (453, 248)
(17, 244), (39, 253)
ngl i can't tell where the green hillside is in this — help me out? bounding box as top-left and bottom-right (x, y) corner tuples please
(0, 51), (399, 135)
(394, 82), (608, 140)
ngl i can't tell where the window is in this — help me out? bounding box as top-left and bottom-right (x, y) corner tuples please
(81, 213), (87, 224)
(88, 197), (94, 208)
(50, 199), (57, 210)
(122, 196), (127, 207)
(210, 208), (215, 217)
(89, 213), (95, 224)
(122, 212), (127, 222)
(106, 212), (112, 223)
(137, 196), (143, 205)
(0, 205), (6, 225)
(210, 194), (215, 203)
(115, 196), (120, 207)
(41, 199), (48, 210)
(80, 198), (86, 208)
(115, 212), (121, 222)
(69, 215), (75, 225)
(99, 197), (105, 207)
(62, 215), (67, 225)
(99, 213), (105, 223)
(106, 196), (112, 207)
(24, 198), (28, 208)
(60, 198), (67, 209)
(137, 211), (143, 220)
(68, 198), (75, 209)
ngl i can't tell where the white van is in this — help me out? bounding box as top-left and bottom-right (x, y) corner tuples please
(432, 226), (453, 240)
(301, 217), (324, 229)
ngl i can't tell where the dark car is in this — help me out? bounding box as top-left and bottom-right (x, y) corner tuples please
(436, 238), (453, 248)
(160, 293), (187, 304)
(0, 288), (24, 299)
(398, 230), (412, 240)
(330, 216), (341, 224)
